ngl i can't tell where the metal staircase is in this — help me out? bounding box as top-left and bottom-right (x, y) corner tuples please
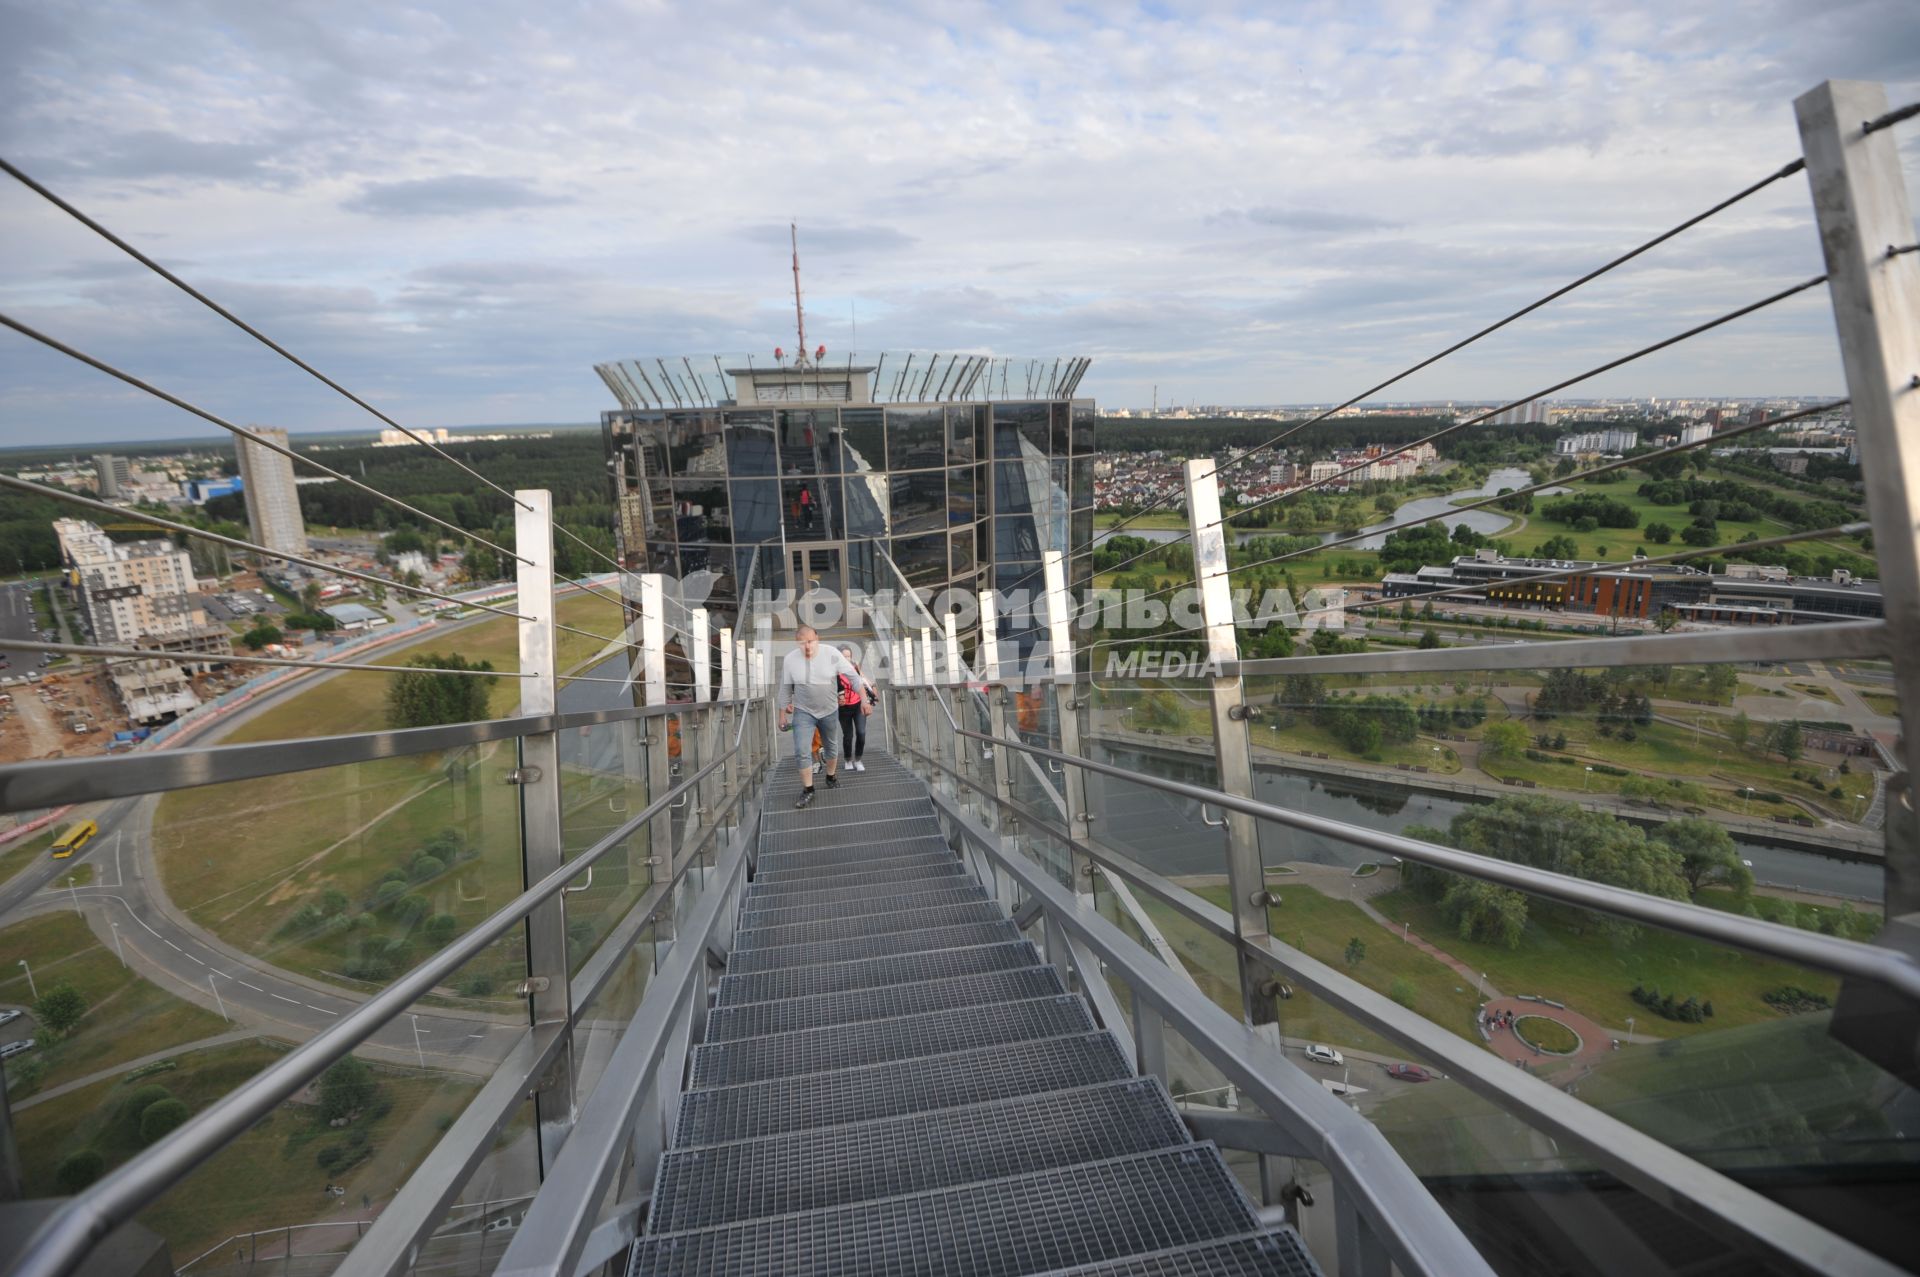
(628, 749), (1321, 1277)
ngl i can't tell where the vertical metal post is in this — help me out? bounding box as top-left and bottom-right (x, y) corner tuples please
(1333, 1184), (1391, 1277)
(687, 606), (713, 856)
(1797, 80), (1920, 915)
(980, 589), (1015, 819)
(637, 576), (675, 886)
(514, 489), (578, 1167)
(1132, 988), (1168, 1085)
(1182, 459), (1274, 1025)
(944, 612), (962, 682)
(1043, 552), (1094, 897)
(718, 625), (739, 805)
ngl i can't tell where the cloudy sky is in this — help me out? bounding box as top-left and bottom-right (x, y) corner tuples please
(1, 0), (1916, 444)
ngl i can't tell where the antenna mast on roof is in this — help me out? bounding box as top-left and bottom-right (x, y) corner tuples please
(790, 222), (810, 369)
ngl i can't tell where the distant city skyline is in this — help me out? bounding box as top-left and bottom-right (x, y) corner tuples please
(1, 0), (1913, 444)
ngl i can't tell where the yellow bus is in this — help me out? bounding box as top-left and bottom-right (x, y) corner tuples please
(51, 820), (97, 858)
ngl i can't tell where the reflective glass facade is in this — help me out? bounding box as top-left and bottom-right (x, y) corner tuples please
(602, 386), (1095, 665)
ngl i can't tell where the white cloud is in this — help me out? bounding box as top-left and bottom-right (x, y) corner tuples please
(0, 0), (1916, 441)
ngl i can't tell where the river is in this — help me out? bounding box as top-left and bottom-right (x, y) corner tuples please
(1094, 466), (1555, 549)
(1085, 742), (1885, 903)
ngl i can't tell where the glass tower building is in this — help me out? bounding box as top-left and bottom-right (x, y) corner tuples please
(596, 352), (1095, 666)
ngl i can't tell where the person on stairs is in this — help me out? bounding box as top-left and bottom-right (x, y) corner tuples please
(836, 644), (877, 772)
(777, 625), (861, 809)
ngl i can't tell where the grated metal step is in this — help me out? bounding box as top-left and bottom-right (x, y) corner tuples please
(628, 1144), (1261, 1277)
(715, 940), (1042, 1008)
(761, 794), (935, 832)
(674, 1031), (1131, 1146)
(765, 766), (916, 795)
(758, 814), (945, 857)
(744, 860), (966, 906)
(739, 882), (986, 930)
(733, 899), (1004, 952)
(705, 965), (1064, 1042)
(689, 994), (1093, 1087)
(649, 1078), (1187, 1233)
(1034, 1232), (1324, 1277)
(724, 919), (1020, 974)
(750, 843), (955, 886)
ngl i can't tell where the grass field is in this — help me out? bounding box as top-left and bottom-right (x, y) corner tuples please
(1503, 476), (1789, 561)
(0, 913), (229, 1097)
(1859, 690), (1900, 717)
(1128, 882), (1484, 1062)
(16, 1040), (479, 1263)
(1367, 887), (1837, 1036)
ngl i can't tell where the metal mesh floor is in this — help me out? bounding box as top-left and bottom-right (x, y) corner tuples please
(650, 1079), (1187, 1233)
(762, 794), (936, 832)
(1034, 1233), (1322, 1277)
(744, 861), (966, 905)
(758, 815), (946, 857)
(706, 965), (1065, 1042)
(714, 940), (1043, 1008)
(724, 919), (1021, 974)
(673, 1031), (1132, 1147)
(751, 843), (956, 885)
(629, 1146), (1261, 1277)
(740, 883), (987, 930)
(689, 995), (1094, 1087)
(734, 899), (1004, 952)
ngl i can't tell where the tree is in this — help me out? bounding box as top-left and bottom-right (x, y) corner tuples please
(1643, 522), (1674, 544)
(300, 581), (323, 610)
(385, 653), (499, 729)
(140, 1098), (190, 1144)
(1727, 711), (1752, 753)
(1655, 608), (1680, 633)
(240, 621), (283, 650)
(36, 983), (87, 1036)
(56, 1149), (104, 1192)
(1769, 719), (1804, 763)
(317, 1057), (375, 1122)
(1481, 721), (1528, 761)
(1417, 628), (1441, 649)
(1658, 818), (1752, 898)
(1344, 937), (1367, 968)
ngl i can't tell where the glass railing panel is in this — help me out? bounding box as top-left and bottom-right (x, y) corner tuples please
(1240, 657), (1888, 910)
(3, 739), (541, 1270)
(559, 717), (653, 979)
(398, 1091), (544, 1277)
(571, 915), (657, 1111)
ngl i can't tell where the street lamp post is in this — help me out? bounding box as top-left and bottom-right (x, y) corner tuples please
(1626, 1015), (1635, 1037)
(408, 1013), (427, 1068)
(208, 972), (228, 1023)
(67, 874), (81, 916)
(17, 959), (35, 1001)
(1583, 765), (1594, 792)
(110, 921), (126, 968)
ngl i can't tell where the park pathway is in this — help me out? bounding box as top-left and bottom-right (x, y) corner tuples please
(13, 1028), (258, 1111)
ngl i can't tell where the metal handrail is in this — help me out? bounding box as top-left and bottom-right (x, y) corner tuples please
(1227, 618), (1889, 679)
(898, 729), (1908, 1277)
(924, 787), (1496, 1277)
(0, 697), (754, 814)
(923, 710), (1920, 1006)
(6, 737), (749, 1277)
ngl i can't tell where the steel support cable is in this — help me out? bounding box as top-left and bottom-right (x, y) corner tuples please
(1084, 156), (1812, 562)
(1105, 282), (1835, 617)
(0, 312), (531, 568)
(0, 156), (535, 512)
(1216, 273), (1831, 533)
(0, 636), (531, 678)
(0, 473), (534, 623)
(1862, 100), (1920, 133)
(1331, 520), (1871, 618)
(1203, 398), (1852, 586)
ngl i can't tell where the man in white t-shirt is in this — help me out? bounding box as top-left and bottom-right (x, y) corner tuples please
(777, 625), (861, 809)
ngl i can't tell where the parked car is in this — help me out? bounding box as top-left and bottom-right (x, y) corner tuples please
(1304, 1043), (1344, 1066)
(0, 1038), (37, 1060)
(0, 1009), (21, 1027)
(1385, 1063), (1433, 1082)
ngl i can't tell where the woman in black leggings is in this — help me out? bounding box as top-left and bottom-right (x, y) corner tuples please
(836, 645), (876, 771)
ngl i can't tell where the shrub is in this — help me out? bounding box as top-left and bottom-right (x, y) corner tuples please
(423, 914), (459, 947)
(316, 1144), (346, 1171)
(373, 879), (407, 906)
(394, 893), (431, 925)
(121, 1084), (175, 1122)
(140, 1098), (191, 1144)
(321, 889), (350, 915)
(36, 983), (88, 1036)
(456, 973), (495, 997)
(280, 904), (326, 936)
(317, 1057), (374, 1122)
(408, 855), (445, 883)
(1762, 986), (1832, 1014)
(56, 1149), (105, 1192)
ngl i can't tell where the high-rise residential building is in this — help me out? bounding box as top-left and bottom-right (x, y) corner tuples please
(597, 351), (1093, 666)
(52, 515), (230, 660)
(91, 453), (131, 498)
(234, 425), (308, 559)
